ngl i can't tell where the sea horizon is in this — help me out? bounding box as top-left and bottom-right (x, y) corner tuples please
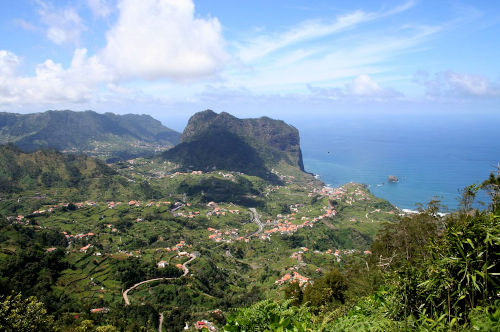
(298, 110), (500, 212)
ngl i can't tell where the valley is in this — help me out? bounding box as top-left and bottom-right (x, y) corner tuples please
(0, 110), (497, 331)
(0, 155), (398, 330)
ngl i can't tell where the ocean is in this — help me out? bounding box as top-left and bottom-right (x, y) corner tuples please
(297, 110), (500, 211)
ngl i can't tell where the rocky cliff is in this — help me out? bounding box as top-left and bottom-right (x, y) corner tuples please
(163, 110), (305, 181)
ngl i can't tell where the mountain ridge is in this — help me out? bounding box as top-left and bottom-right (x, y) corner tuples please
(0, 110), (181, 160)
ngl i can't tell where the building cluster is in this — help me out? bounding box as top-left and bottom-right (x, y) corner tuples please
(275, 271), (311, 287)
(62, 231), (95, 240)
(206, 201), (240, 217)
(116, 249), (142, 257)
(207, 227), (246, 243)
(174, 210), (201, 218)
(217, 171), (234, 178)
(194, 320), (216, 331)
(263, 206), (335, 237)
(162, 240), (189, 252)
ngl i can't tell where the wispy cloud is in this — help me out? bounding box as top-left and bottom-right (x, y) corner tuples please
(36, 0), (86, 45)
(226, 23), (442, 93)
(86, 0), (113, 19)
(235, 0), (416, 62)
(12, 18), (37, 31)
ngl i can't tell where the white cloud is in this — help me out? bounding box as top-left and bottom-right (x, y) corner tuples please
(347, 74), (402, 100)
(37, 1), (86, 45)
(0, 0), (228, 105)
(100, 0), (228, 81)
(415, 71), (500, 99)
(0, 50), (20, 77)
(86, 0), (112, 18)
(0, 49), (110, 105)
(348, 74), (382, 96)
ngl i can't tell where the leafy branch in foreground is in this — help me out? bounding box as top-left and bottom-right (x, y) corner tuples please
(0, 293), (54, 332)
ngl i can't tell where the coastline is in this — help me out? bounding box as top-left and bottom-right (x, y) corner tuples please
(316, 176), (451, 217)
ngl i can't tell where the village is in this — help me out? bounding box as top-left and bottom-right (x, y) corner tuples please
(1, 175), (399, 331)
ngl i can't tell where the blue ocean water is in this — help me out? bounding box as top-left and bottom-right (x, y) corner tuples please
(297, 111), (500, 211)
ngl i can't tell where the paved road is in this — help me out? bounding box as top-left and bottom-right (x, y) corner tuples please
(158, 313), (164, 332)
(122, 253), (197, 306)
(170, 203), (185, 212)
(323, 201), (338, 230)
(123, 277), (175, 305)
(248, 208), (263, 238)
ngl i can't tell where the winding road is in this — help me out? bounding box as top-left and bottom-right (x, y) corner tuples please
(158, 313), (164, 332)
(122, 253), (197, 305)
(124, 208), (259, 329)
(248, 208), (263, 238)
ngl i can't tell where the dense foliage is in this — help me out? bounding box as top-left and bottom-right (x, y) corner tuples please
(0, 294), (55, 332)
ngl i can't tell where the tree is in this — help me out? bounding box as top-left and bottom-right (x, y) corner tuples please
(75, 320), (118, 332)
(371, 201), (442, 269)
(417, 210), (500, 323)
(459, 184), (480, 211)
(223, 299), (311, 331)
(303, 269), (347, 308)
(0, 293), (54, 332)
(482, 171), (500, 211)
(284, 281), (303, 306)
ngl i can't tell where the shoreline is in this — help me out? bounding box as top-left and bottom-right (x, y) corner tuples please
(318, 180), (451, 216)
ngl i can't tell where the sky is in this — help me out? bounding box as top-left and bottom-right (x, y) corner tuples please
(0, 0), (499, 130)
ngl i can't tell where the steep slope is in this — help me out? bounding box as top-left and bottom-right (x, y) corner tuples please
(0, 110), (180, 160)
(163, 110), (305, 181)
(0, 144), (116, 193)
(0, 144), (163, 202)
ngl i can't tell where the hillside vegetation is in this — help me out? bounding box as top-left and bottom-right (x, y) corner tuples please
(224, 176), (500, 332)
(0, 110), (180, 160)
(0, 147), (404, 331)
(0, 145), (164, 208)
(0, 110), (498, 331)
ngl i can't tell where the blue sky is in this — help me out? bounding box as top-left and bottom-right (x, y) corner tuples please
(0, 0), (499, 129)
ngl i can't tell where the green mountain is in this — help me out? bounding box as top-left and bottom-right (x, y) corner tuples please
(0, 110), (497, 331)
(0, 110), (181, 160)
(0, 144), (115, 193)
(163, 110), (305, 182)
(0, 144), (162, 204)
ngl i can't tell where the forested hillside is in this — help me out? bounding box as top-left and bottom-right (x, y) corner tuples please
(0, 110), (180, 160)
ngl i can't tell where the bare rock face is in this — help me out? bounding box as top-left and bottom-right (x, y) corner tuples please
(388, 175), (399, 183)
